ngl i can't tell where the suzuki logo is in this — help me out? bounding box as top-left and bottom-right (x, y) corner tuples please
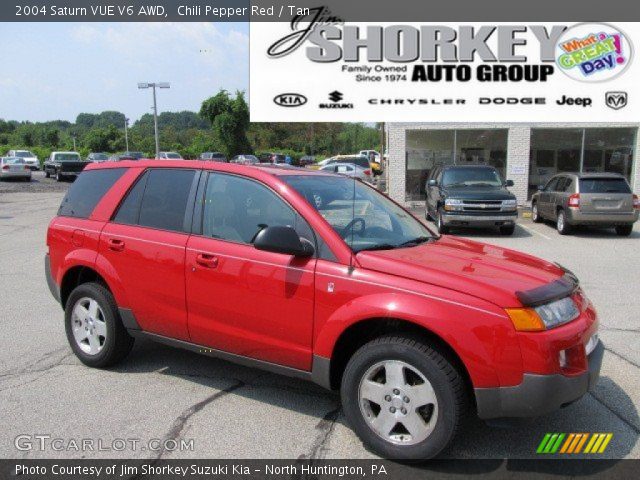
(273, 93), (307, 107)
(605, 91), (628, 110)
(329, 90), (343, 102)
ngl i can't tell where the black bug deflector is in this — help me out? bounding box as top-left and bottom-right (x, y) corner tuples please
(515, 273), (579, 307)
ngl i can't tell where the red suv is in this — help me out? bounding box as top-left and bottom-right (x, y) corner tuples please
(46, 161), (603, 459)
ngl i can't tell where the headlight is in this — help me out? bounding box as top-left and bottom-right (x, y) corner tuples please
(501, 199), (517, 211)
(506, 296), (580, 331)
(444, 198), (464, 211)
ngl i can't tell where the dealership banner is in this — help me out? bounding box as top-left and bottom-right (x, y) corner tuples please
(250, 21), (639, 122)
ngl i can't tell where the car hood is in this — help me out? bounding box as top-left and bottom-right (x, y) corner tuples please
(442, 186), (515, 200)
(355, 236), (565, 307)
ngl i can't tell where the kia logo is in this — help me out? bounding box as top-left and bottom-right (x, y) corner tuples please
(273, 93), (307, 107)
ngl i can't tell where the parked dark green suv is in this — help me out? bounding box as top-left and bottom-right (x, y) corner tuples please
(425, 165), (518, 235)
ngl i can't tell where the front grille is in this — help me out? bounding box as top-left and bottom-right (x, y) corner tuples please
(461, 200), (503, 212)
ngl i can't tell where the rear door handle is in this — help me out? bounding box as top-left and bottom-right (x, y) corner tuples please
(107, 238), (125, 252)
(196, 253), (219, 269)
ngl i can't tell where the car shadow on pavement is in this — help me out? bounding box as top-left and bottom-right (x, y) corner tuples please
(108, 338), (638, 464)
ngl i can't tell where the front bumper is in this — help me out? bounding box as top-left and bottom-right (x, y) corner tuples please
(441, 212), (517, 227)
(566, 208), (638, 226)
(475, 340), (604, 419)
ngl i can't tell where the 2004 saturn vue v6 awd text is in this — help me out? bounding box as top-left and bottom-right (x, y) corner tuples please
(46, 160), (603, 460)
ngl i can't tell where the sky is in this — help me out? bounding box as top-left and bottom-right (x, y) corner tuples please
(0, 22), (249, 122)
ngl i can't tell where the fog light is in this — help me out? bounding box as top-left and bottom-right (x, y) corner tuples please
(559, 350), (568, 368)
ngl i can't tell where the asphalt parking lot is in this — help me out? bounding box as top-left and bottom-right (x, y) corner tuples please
(1, 171), (638, 460)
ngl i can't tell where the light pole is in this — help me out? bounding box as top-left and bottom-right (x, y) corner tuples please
(124, 117), (130, 152)
(137, 82), (170, 158)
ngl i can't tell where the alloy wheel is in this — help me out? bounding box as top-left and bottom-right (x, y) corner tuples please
(71, 297), (107, 355)
(358, 360), (439, 446)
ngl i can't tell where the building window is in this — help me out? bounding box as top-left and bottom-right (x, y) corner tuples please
(529, 128), (636, 199)
(405, 129), (508, 201)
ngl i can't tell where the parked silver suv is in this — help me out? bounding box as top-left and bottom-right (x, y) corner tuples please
(531, 173), (638, 236)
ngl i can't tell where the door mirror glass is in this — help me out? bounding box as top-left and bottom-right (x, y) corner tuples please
(427, 179), (437, 187)
(505, 179), (514, 187)
(253, 225), (314, 257)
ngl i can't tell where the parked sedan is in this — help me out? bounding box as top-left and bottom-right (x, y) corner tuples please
(0, 157), (31, 181)
(158, 152), (183, 160)
(87, 153), (109, 163)
(231, 154), (259, 165)
(320, 162), (373, 183)
(531, 172), (639, 236)
(7, 150), (39, 170)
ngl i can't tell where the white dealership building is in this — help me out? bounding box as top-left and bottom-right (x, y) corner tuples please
(385, 123), (640, 206)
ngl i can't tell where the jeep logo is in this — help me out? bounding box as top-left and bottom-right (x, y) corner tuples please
(273, 93), (307, 107)
(605, 91), (628, 110)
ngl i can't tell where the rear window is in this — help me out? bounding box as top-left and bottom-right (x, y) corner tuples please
(135, 169), (196, 232)
(55, 153), (81, 162)
(58, 168), (126, 218)
(579, 178), (631, 194)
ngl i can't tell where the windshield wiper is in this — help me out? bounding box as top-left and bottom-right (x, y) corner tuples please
(444, 182), (468, 188)
(355, 243), (397, 252)
(397, 236), (432, 247)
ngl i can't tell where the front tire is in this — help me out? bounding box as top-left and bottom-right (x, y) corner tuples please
(435, 207), (449, 235)
(55, 171), (63, 182)
(531, 202), (542, 223)
(615, 225), (633, 236)
(44, 169), (50, 178)
(341, 335), (466, 460)
(499, 224), (515, 236)
(65, 282), (134, 368)
(556, 209), (572, 235)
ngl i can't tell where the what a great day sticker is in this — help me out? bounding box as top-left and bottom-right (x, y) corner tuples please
(556, 23), (633, 82)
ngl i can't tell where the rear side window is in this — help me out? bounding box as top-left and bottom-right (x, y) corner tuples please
(112, 169), (197, 232)
(58, 168), (126, 218)
(579, 178), (631, 194)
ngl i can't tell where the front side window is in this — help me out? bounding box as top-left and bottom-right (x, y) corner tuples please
(282, 175), (434, 252)
(202, 173), (311, 245)
(58, 168), (126, 218)
(114, 168), (196, 232)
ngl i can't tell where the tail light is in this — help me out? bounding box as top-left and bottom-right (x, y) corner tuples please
(24, 165), (31, 170)
(568, 194), (580, 208)
(364, 169), (371, 176)
(1, 165), (9, 170)
(633, 194), (640, 210)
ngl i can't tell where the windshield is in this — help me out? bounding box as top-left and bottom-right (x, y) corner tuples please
(579, 178), (631, 193)
(54, 153), (81, 162)
(282, 175), (434, 252)
(3, 157), (24, 164)
(15, 151), (34, 158)
(442, 167), (503, 187)
(164, 153), (182, 159)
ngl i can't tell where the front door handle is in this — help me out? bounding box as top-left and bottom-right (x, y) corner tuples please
(107, 238), (125, 252)
(196, 253), (219, 268)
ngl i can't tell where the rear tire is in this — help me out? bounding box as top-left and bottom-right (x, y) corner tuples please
(615, 225), (633, 236)
(531, 202), (542, 223)
(65, 282), (134, 368)
(435, 207), (449, 235)
(341, 335), (466, 460)
(556, 209), (572, 235)
(499, 225), (515, 236)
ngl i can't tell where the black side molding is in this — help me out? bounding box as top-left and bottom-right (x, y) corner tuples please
(515, 273), (579, 307)
(45, 254), (61, 305)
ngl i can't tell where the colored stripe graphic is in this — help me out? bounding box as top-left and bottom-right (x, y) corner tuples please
(538, 433), (613, 454)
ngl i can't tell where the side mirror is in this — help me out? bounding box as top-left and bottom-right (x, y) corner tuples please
(505, 179), (514, 187)
(537, 184), (545, 191)
(427, 179), (437, 187)
(253, 225), (314, 257)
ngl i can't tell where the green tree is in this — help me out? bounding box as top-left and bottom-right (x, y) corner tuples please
(199, 90), (251, 158)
